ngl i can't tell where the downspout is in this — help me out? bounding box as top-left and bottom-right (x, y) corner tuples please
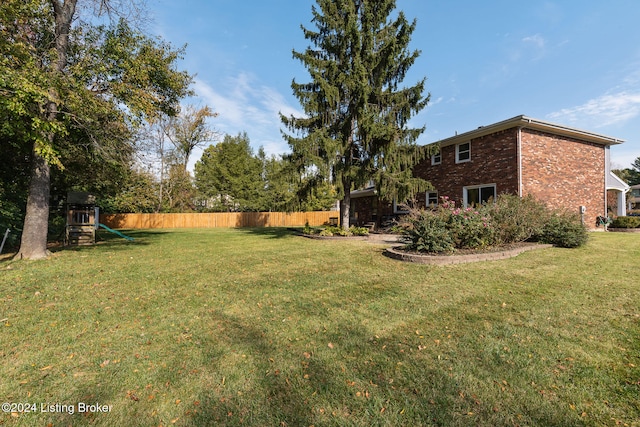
(604, 146), (609, 218)
(517, 127), (523, 196)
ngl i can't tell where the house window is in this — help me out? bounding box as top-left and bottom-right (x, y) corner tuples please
(456, 142), (471, 163)
(393, 198), (409, 214)
(463, 184), (496, 207)
(431, 152), (441, 165)
(426, 191), (438, 207)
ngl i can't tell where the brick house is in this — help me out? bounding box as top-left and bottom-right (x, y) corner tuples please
(351, 115), (629, 230)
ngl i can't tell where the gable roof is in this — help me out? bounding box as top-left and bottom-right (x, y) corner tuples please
(430, 115), (625, 148)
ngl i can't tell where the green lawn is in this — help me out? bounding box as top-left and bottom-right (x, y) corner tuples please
(1, 229), (639, 426)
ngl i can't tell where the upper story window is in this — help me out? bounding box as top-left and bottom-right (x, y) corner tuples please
(431, 152), (441, 165)
(456, 142), (471, 163)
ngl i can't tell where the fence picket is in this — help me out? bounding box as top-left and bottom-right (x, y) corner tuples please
(99, 211), (339, 229)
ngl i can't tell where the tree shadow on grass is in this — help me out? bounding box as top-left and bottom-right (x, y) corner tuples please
(233, 227), (297, 240)
(183, 302), (590, 426)
(183, 304), (467, 426)
(47, 229), (169, 254)
(187, 310), (316, 426)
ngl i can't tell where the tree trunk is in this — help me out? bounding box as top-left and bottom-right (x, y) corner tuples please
(340, 177), (351, 231)
(14, 0), (77, 260)
(14, 148), (51, 260)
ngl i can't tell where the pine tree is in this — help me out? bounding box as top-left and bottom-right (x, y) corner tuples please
(281, 0), (433, 229)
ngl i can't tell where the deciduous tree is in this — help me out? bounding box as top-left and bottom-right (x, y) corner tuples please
(1, 0), (191, 259)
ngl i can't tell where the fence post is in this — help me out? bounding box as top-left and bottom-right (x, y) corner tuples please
(0, 228), (10, 254)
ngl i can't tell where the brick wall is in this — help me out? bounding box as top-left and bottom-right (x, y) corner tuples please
(412, 128), (520, 204)
(520, 129), (605, 228)
(351, 196), (395, 227)
(353, 125), (608, 230)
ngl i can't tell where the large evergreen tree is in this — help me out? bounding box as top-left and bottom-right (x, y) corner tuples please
(281, 0), (432, 229)
(194, 133), (265, 212)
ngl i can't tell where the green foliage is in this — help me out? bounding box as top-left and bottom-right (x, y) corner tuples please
(490, 194), (549, 244)
(100, 169), (161, 213)
(349, 226), (369, 236)
(400, 209), (455, 253)
(610, 216), (640, 228)
(302, 221), (314, 235)
(195, 136), (337, 213)
(400, 195), (589, 253)
(194, 133), (265, 211)
(539, 211), (589, 248)
(1, 0), (193, 255)
(281, 0), (432, 228)
(319, 225), (350, 236)
(304, 224), (368, 237)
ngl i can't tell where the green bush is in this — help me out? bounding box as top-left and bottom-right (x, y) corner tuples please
(398, 194), (590, 253)
(610, 216), (640, 228)
(319, 225), (350, 236)
(490, 194), (548, 244)
(400, 210), (455, 253)
(447, 205), (495, 249)
(349, 226), (369, 236)
(302, 221), (315, 235)
(538, 212), (589, 248)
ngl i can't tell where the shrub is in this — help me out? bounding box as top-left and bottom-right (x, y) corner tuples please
(398, 194), (589, 253)
(302, 221), (314, 235)
(349, 226), (369, 236)
(490, 194), (548, 244)
(400, 210), (455, 253)
(610, 216), (640, 228)
(538, 211), (588, 248)
(447, 205), (495, 249)
(319, 225), (349, 236)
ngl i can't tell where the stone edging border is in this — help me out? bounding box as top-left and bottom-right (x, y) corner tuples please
(383, 243), (553, 265)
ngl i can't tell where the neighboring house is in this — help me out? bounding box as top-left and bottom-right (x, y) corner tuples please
(628, 184), (640, 211)
(351, 115), (629, 230)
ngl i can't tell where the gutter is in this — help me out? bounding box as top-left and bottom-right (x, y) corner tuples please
(428, 115), (625, 148)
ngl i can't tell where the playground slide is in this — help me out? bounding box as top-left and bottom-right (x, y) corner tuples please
(98, 223), (135, 241)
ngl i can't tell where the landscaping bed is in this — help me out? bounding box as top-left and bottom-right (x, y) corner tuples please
(384, 242), (552, 265)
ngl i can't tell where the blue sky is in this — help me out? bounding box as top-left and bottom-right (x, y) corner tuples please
(149, 0), (640, 171)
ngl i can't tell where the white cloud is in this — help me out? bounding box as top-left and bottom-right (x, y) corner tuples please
(522, 34), (545, 49)
(547, 91), (640, 128)
(520, 34), (547, 61)
(192, 74), (303, 157)
(427, 96), (444, 107)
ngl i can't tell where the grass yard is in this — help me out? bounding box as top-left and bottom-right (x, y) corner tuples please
(1, 229), (639, 426)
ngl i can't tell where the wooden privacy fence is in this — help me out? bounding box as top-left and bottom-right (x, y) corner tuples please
(99, 211), (339, 229)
